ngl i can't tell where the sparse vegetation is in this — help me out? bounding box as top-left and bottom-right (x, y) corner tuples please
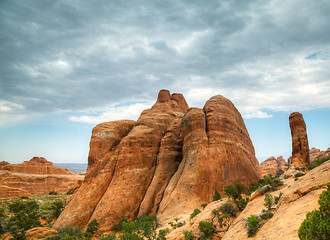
(247, 215), (260, 237)
(235, 197), (249, 211)
(264, 193), (274, 211)
(274, 192), (283, 204)
(190, 208), (201, 219)
(212, 190), (221, 201)
(298, 183), (330, 240)
(219, 202), (237, 217)
(198, 221), (215, 240)
(248, 175), (283, 196)
(260, 212), (273, 219)
(201, 203), (207, 209)
(168, 217), (185, 229)
(49, 190), (58, 195)
(183, 230), (195, 240)
(294, 172), (305, 178)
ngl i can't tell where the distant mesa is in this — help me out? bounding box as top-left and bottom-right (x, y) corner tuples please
(0, 157), (84, 199)
(54, 89), (260, 231)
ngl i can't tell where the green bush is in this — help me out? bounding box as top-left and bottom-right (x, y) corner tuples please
(247, 215), (259, 237)
(264, 193), (273, 211)
(111, 218), (128, 232)
(219, 202), (237, 217)
(260, 212), (273, 219)
(168, 217), (185, 229)
(66, 188), (73, 195)
(49, 190), (58, 195)
(120, 232), (143, 240)
(86, 219), (99, 235)
(308, 156), (330, 170)
(258, 186), (271, 195)
(157, 228), (169, 240)
(198, 221), (215, 239)
(201, 203), (207, 209)
(294, 172), (305, 178)
(45, 225), (84, 240)
(224, 183), (245, 200)
(190, 209), (201, 219)
(274, 192), (283, 204)
(298, 183), (330, 239)
(49, 201), (65, 219)
(100, 233), (117, 240)
(235, 197), (249, 211)
(213, 190), (221, 201)
(183, 230), (195, 240)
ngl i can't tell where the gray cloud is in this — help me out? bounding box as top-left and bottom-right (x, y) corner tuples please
(1, 0), (330, 125)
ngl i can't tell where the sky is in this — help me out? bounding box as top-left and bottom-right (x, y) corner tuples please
(0, 0), (329, 164)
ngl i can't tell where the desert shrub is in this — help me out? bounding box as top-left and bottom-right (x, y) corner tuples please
(308, 155), (330, 170)
(247, 215), (260, 237)
(260, 212), (273, 219)
(157, 228), (169, 240)
(295, 167), (306, 171)
(264, 193), (273, 211)
(235, 197), (249, 211)
(198, 221), (215, 239)
(49, 201), (65, 219)
(295, 172), (305, 178)
(183, 230), (195, 240)
(219, 202), (237, 217)
(66, 188), (73, 195)
(49, 190), (58, 195)
(224, 183), (245, 200)
(298, 183), (330, 239)
(120, 232), (143, 240)
(20, 196), (29, 199)
(190, 208), (201, 219)
(6, 199), (41, 238)
(213, 190), (221, 201)
(111, 218), (128, 232)
(274, 192), (283, 204)
(248, 182), (261, 195)
(45, 225), (84, 240)
(168, 217), (185, 229)
(201, 203), (207, 209)
(258, 186), (271, 195)
(100, 233), (117, 240)
(275, 170), (284, 178)
(86, 219), (99, 235)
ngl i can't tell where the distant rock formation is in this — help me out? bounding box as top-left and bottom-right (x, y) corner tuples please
(258, 156), (288, 177)
(0, 161), (10, 169)
(309, 147), (330, 164)
(0, 157), (84, 199)
(289, 112), (310, 167)
(54, 90), (260, 231)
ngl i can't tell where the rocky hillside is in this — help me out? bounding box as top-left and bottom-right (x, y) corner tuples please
(0, 157), (84, 199)
(54, 90), (260, 231)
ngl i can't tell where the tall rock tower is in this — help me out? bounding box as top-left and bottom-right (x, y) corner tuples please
(289, 112), (310, 167)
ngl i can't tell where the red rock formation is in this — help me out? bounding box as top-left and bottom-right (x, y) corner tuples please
(309, 147), (330, 164)
(1, 157), (73, 175)
(54, 91), (259, 231)
(289, 112), (310, 167)
(258, 156), (289, 177)
(0, 157), (84, 199)
(0, 161), (10, 169)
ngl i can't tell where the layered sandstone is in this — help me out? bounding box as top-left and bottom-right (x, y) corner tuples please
(289, 112), (310, 167)
(258, 156), (288, 177)
(54, 90), (260, 231)
(0, 157), (84, 199)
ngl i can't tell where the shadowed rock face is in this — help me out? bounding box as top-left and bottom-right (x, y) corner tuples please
(289, 112), (310, 167)
(54, 90), (259, 231)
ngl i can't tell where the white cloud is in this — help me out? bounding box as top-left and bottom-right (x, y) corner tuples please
(69, 102), (153, 124)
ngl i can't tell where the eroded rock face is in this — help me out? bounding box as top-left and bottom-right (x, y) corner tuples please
(54, 91), (260, 231)
(0, 157), (84, 199)
(289, 112), (310, 167)
(258, 156), (288, 177)
(0, 161), (10, 169)
(309, 147), (330, 164)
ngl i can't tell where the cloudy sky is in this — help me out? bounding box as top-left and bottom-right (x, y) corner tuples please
(1, 0), (329, 164)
